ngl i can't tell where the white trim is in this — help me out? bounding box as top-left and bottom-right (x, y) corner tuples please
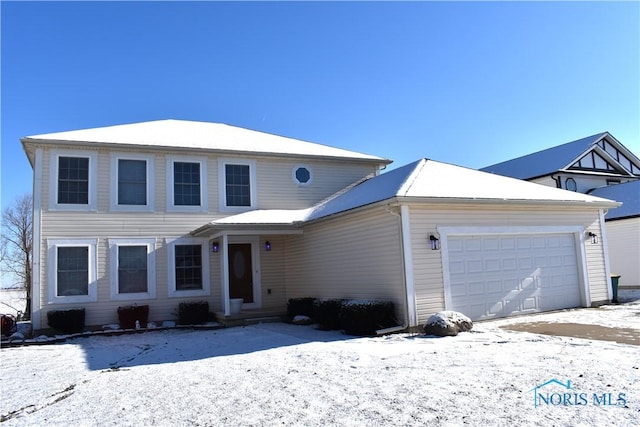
(166, 237), (211, 298)
(439, 226), (590, 314)
(400, 205), (417, 327)
(292, 164), (313, 186)
(166, 155), (208, 212)
(218, 158), (257, 213)
(31, 148), (43, 328)
(47, 239), (98, 304)
(110, 153), (155, 212)
(49, 149), (98, 211)
(221, 234), (230, 316)
(227, 236), (262, 310)
(599, 209), (613, 301)
(108, 238), (157, 301)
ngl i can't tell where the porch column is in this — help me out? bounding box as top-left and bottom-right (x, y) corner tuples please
(222, 234), (230, 316)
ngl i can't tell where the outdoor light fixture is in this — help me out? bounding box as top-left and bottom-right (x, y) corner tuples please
(429, 234), (440, 250)
(212, 242), (219, 253)
(588, 232), (598, 244)
(265, 241), (272, 251)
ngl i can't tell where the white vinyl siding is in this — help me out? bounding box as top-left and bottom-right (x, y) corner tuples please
(605, 218), (640, 288)
(285, 207), (406, 323)
(408, 204), (608, 325)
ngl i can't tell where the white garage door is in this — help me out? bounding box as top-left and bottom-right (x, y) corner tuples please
(445, 233), (582, 321)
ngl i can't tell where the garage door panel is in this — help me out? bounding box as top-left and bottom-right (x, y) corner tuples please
(446, 233), (582, 321)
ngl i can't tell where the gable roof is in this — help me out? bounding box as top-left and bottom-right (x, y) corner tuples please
(590, 180), (640, 220)
(21, 119), (391, 165)
(193, 158), (620, 235)
(480, 132), (610, 179)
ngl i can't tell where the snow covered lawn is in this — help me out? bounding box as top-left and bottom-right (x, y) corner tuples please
(2, 299), (639, 426)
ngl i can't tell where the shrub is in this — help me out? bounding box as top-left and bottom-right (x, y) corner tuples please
(178, 301), (210, 325)
(287, 297), (316, 319)
(117, 305), (149, 329)
(47, 308), (85, 334)
(339, 300), (397, 336)
(313, 299), (344, 330)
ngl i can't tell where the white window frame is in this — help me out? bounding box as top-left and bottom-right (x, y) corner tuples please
(167, 237), (211, 298)
(166, 155), (208, 212)
(218, 158), (257, 213)
(47, 239), (98, 304)
(109, 238), (157, 301)
(292, 164), (313, 186)
(110, 153), (155, 212)
(49, 150), (98, 211)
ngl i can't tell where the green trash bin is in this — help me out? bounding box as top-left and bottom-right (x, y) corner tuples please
(610, 274), (621, 303)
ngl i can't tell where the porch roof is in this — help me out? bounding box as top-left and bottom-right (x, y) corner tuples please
(191, 209), (310, 237)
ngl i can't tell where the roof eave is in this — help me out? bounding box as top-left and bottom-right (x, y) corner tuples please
(394, 196), (621, 209)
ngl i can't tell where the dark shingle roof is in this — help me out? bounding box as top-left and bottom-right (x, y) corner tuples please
(481, 133), (608, 179)
(590, 180), (640, 220)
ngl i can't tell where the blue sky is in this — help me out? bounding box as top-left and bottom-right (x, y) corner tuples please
(1, 1), (639, 209)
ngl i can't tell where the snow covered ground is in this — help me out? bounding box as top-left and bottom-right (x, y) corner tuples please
(2, 295), (639, 426)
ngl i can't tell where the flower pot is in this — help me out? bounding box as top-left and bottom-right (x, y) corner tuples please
(117, 305), (149, 329)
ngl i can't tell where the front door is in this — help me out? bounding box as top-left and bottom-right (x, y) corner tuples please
(228, 243), (254, 303)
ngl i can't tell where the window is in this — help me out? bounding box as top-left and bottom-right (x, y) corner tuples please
(225, 164), (250, 206)
(565, 178), (577, 192)
(166, 156), (207, 211)
(58, 247), (89, 295)
(109, 239), (156, 300)
(167, 239), (210, 297)
(50, 150), (97, 210)
(58, 157), (89, 204)
(293, 165), (313, 186)
(48, 239), (98, 303)
(218, 159), (256, 212)
(174, 162), (201, 206)
(110, 154), (154, 211)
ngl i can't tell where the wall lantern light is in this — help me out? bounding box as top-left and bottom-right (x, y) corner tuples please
(265, 241), (272, 252)
(212, 242), (219, 253)
(588, 232), (598, 244)
(429, 234), (440, 250)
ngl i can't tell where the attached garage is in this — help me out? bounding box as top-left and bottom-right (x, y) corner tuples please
(441, 230), (585, 321)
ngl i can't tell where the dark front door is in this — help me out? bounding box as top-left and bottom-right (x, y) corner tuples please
(228, 243), (254, 303)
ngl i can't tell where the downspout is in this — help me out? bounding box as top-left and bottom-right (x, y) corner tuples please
(400, 205), (417, 327)
(551, 174), (562, 189)
(599, 209), (613, 301)
(31, 148), (43, 330)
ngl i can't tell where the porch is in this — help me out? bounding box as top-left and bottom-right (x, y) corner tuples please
(214, 308), (287, 327)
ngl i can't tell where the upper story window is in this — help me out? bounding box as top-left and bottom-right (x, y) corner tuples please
(565, 178), (577, 192)
(47, 239), (98, 303)
(219, 159), (257, 212)
(50, 150), (97, 211)
(110, 153), (154, 211)
(166, 156), (208, 212)
(293, 164), (313, 186)
(167, 238), (210, 297)
(109, 238), (156, 301)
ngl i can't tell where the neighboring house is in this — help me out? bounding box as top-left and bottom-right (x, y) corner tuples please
(481, 132), (640, 288)
(22, 120), (620, 330)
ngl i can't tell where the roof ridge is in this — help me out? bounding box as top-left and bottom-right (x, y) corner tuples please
(397, 158), (428, 196)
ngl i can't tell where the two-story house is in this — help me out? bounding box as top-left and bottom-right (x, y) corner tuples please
(22, 120), (619, 331)
(481, 132), (640, 289)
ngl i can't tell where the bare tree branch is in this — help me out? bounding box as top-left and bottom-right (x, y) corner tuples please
(1, 193), (33, 319)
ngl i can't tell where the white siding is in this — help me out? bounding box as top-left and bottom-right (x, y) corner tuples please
(285, 208), (407, 323)
(606, 218), (640, 288)
(32, 144), (379, 329)
(408, 204), (608, 325)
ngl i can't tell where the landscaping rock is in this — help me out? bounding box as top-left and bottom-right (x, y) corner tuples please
(292, 315), (313, 325)
(423, 311), (473, 337)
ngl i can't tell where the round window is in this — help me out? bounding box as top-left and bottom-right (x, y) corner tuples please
(565, 178), (577, 192)
(293, 165), (312, 185)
